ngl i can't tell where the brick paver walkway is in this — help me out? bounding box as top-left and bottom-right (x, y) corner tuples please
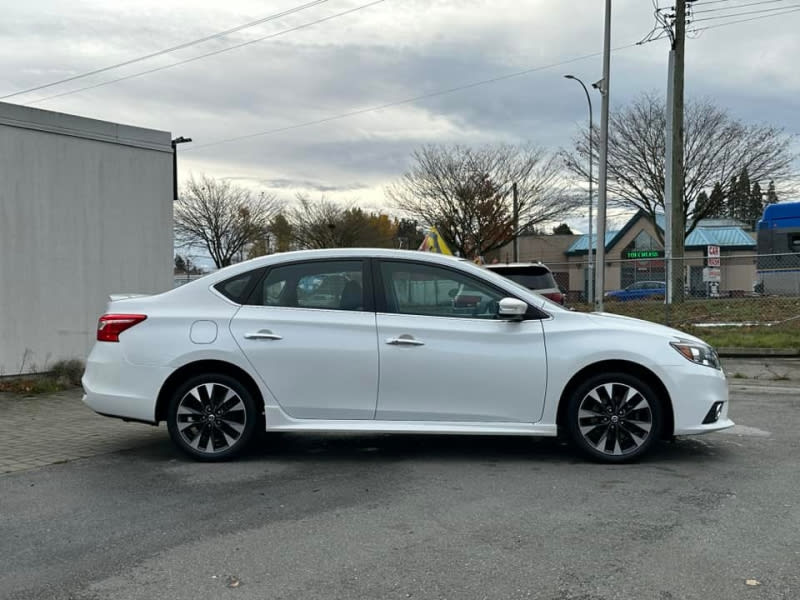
(0, 388), (165, 475)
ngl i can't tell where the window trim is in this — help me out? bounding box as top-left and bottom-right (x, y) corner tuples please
(244, 258), (375, 312)
(372, 258), (547, 320)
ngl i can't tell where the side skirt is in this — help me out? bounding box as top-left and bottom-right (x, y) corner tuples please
(264, 406), (557, 436)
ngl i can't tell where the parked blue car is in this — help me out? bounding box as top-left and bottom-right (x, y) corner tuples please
(605, 281), (666, 302)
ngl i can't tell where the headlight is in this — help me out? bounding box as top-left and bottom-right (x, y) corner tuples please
(670, 341), (721, 370)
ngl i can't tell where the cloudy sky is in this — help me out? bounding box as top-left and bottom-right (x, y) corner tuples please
(2, 0), (799, 234)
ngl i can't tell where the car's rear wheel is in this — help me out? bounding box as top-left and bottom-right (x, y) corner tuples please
(167, 373), (257, 461)
(566, 372), (662, 463)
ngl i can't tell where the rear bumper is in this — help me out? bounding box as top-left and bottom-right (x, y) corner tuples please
(82, 343), (171, 423)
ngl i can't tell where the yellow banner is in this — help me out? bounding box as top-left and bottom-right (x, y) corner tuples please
(417, 228), (453, 255)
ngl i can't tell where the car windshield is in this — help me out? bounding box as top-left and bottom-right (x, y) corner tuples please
(486, 266), (557, 290)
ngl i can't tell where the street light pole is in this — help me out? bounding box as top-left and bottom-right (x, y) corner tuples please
(564, 74), (595, 304)
(171, 136), (192, 200)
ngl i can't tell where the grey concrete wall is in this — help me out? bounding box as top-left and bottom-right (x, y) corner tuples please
(0, 103), (173, 373)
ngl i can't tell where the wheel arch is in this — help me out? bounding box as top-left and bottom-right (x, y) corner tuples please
(555, 360), (674, 439)
(155, 359), (265, 423)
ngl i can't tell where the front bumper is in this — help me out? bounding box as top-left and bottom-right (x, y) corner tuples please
(661, 361), (733, 435)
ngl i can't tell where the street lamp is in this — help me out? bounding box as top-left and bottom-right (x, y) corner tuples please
(564, 74), (595, 303)
(171, 136), (192, 200)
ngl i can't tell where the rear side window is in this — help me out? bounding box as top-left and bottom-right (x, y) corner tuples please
(488, 267), (556, 290)
(214, 270), (261, 304)
(250, 260), (365, 311)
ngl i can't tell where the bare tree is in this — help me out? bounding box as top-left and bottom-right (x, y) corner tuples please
(174, 175), (282, 268)
(563, 93), (797, 240)
(385, 144), (575, 258)
(288, 194), (397, 249)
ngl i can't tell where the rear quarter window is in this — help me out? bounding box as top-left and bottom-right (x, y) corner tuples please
(213, 270), (262, 304)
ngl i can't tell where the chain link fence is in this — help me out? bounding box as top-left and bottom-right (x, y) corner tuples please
(543, 253), (800, 349)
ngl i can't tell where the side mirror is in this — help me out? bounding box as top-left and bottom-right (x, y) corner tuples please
(498, 297), (528, 320)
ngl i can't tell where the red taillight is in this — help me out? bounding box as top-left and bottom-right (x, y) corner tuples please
(543, 292), (564, 304)
(97, 314), (147, 342)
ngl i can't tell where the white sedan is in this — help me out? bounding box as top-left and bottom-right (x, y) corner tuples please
(82, 249), (732, 463)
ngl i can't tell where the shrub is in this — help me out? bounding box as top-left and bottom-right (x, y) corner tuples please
(49, 359), (85, 386)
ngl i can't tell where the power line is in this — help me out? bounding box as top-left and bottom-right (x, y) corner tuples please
(690, 3), (800, 26)
(640, 0), (798, 44)
(691, 3), (800, 22)
(691, 5), (800, 29)
(1, 0), (332, 101)
(186, 43), (639, 152)
(691, 0), (789, 13)
(25, 0), (387, 106)
(691, 0), (766, 5)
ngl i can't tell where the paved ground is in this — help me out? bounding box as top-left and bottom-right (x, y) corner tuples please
(0, 389), (162, 474)
(0, 360), (798, 600)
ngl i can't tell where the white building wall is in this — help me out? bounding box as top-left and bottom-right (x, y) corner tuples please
(0, 102), (173, 373)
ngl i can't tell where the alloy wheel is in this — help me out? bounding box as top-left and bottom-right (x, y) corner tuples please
(175, 382), (248, 455)
(576, 382), (654, 457)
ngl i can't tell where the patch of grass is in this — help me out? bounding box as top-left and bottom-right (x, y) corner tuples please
(682, 327), (800, 350)
(0, 359), (85, 395)
(573, 297), (800, 350)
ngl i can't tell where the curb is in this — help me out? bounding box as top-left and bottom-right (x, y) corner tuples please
(728, 382), (800, 394)
(717, 348), (800, 358)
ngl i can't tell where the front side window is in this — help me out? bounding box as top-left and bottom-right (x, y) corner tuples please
(380, 261), (506, 319)
(250, 261), (365, 311)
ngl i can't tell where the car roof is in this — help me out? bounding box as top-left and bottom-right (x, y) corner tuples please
(485, 262), (550, 269)
(194, 249), (504, 286)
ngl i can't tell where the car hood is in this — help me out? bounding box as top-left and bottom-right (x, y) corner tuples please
(585, 311), (708, 345)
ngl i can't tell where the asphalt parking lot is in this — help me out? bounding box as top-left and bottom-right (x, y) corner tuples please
(1, 373), (799, 600)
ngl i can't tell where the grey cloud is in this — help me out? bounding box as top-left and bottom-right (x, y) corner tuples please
(2, 0), (799, 204)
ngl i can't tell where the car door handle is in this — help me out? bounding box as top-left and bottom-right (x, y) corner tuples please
(244, 330), (283, 340)
(386, 336), (425, 346)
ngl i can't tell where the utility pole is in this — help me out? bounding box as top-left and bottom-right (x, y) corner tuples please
(664, 50), (674, 305)
(594, 0), (611, 312)
(668, 0), (691, 303)
(664, 0), (695, 304)
(512, 182), (519, 262)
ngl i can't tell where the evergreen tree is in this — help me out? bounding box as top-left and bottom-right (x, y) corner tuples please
(695, 191), (711, 217)
(747, 181), (763, 229)
(552, 223), (573, 235)
(766, 181), (779, 206)
(709, 182), (726, 217)
(735, 167), (751, 222)
(727, 175), (739, 220)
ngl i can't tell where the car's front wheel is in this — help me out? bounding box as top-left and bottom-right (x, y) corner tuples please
(566, 372), (662, 463)
(167, 373), (257, 461)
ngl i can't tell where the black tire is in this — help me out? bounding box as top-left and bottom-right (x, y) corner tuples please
(566, 372), (662, 463)
(167, 373), (258, 461)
